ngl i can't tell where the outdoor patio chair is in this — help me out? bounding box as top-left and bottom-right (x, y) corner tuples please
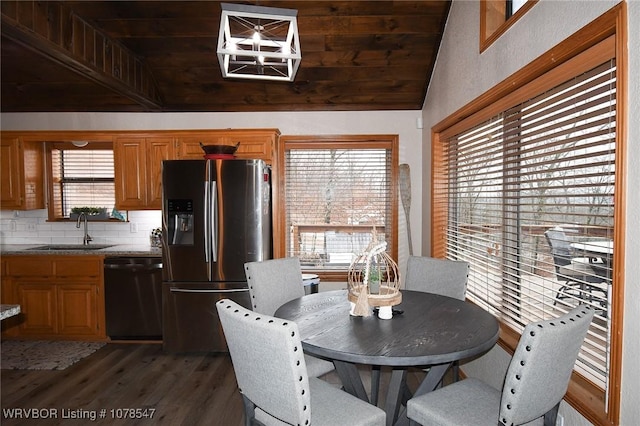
(217, 299), (386, 426)
(406, 305), (595, 426)
(544, 228), (607, 308)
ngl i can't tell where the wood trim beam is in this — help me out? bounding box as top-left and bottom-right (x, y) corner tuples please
(1, 1), (163, 110)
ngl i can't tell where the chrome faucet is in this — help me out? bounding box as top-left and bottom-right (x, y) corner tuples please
(76, 212), (93, 245)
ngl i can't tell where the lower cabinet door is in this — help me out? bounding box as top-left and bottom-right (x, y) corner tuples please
(57, 284), (99, 336)
(17, 283), (57, 335)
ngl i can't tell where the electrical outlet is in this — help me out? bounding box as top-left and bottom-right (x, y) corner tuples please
(26, 223), (37, 231)
(556, 414), (564, 426)
(130, 222), (138, 233)
(9, 220), (17, 231)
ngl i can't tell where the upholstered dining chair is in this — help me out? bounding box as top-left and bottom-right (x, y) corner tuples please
(404, 256), (470, 300)
(217, 299), (386, 426)
(406, 304), (595, 426)
(370, 256), (471, 404)
(544, 228), (607, 308)
(244, 257), (335, 378)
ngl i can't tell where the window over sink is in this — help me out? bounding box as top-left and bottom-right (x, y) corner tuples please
(46, 141), (115, 220)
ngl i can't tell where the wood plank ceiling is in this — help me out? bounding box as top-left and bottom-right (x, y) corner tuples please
(1, 1), (451, 113)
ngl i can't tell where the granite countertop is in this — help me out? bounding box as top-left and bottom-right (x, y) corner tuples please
(0, 244), (162, 257)
(0, 304), (21, 320)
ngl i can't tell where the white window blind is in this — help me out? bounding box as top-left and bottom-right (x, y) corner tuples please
(284, 142), (395, 273)
(441, 57), (616, 391)
(50, 147), (115, 218)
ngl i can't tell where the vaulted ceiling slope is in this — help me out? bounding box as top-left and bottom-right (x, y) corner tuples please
(1, 1), (450, 113)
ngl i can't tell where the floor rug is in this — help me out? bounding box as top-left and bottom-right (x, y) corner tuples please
(1, 340), (105, 370)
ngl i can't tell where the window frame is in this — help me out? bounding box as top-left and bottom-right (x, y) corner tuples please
(480, 0), (538, 53)
(45, 140), (115, 221)
(433, 4), (626, 425)
(276, 134), (399, 282)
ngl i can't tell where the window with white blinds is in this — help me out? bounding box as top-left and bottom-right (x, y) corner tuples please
(438, 53), (616, 392)
(281, 136), (398, 277)
(49, 144), (115, 219)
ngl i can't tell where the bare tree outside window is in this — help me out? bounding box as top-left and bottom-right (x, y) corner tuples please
(282, 136), (398, 275)
(443, 59), (616, 390)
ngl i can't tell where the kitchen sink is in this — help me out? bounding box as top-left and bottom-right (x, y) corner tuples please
(27, 244), (115, 251)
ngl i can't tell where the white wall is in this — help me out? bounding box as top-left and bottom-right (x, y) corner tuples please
(421, 0), (639, 424)
(0, 111), (422, 270)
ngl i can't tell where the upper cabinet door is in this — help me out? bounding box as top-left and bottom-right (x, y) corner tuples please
(146, 138), (176, 208)
(0, 137), (44, 210)
(1, 137), (22, 207)
(114, 137), (175, 210)
(114, 138), (147, 209)
(230, 130), (277, 163)
(175, 134), (226, 159)
(175, 129), (278, 164)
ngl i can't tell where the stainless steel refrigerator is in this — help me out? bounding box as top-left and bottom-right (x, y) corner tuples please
(161, 159), (271, 352)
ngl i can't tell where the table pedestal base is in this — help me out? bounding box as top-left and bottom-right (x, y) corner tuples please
(333, 360), (452, 426)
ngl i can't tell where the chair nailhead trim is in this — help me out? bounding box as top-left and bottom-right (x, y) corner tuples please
(219, 299), (314, 426)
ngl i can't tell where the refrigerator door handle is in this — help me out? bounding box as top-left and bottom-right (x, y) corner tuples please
(204, 181), (211, 266)
(170, 288), (247, 294)
(211, 180), (218, 262)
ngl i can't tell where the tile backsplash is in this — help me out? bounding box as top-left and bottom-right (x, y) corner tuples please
(0, 209), (161, 246)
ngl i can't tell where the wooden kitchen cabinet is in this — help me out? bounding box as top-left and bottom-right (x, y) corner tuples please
(2, 255), (106, 340)
(0, 136), (44, 210)
(113, 129), (278, 210)
(16, 282), (57, 335)
(114, 136), (175, 210)
(57, 284), (99, 336)
(0, 262), (21, 337)
(176, 134), (226, 159)
(176, 129), (279, 164)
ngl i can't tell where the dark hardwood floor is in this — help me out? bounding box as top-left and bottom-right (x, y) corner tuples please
(1, 342), (427, 425)
(1, 343), (243, 425)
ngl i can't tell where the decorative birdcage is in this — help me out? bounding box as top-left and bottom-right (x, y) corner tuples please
(347, 240), (401, 317)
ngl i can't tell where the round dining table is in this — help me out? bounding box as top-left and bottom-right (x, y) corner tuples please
(275, 289), (499, 426)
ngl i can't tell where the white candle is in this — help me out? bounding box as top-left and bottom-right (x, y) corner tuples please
(378, 306), (393, 320)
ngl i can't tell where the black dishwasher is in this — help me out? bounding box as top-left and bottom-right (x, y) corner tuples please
(104, 257), (163, 340)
